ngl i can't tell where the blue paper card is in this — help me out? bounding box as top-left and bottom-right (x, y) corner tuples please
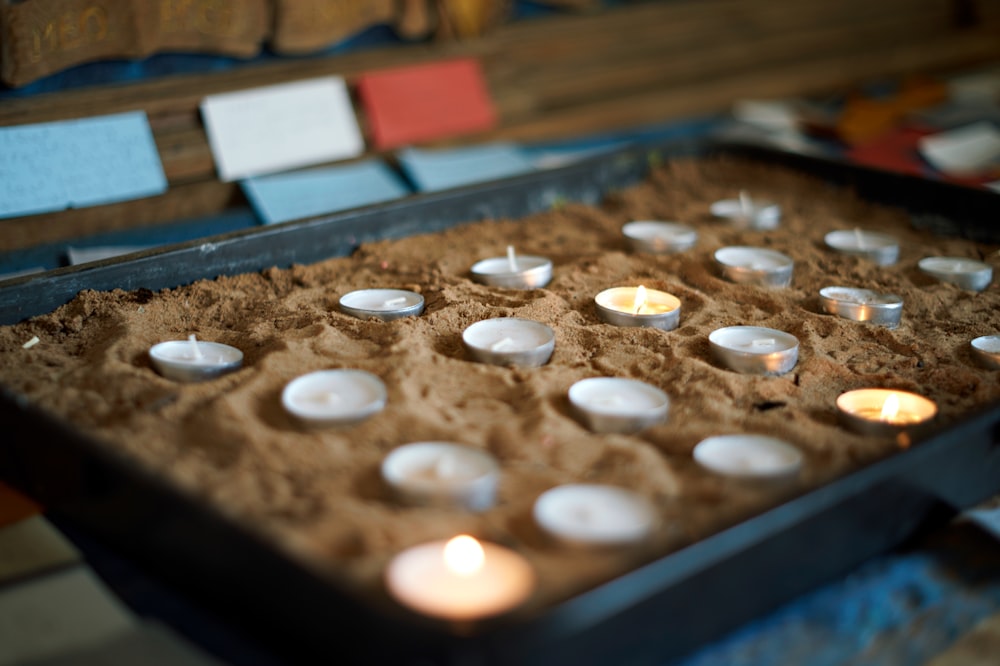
(397, 143), (535, 192)
(0, 111), (167, 219)
(241, 159), (410, 225)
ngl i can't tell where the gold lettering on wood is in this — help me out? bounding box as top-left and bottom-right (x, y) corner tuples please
(28, 6), (109, 63)
(161, 0), (238, 37)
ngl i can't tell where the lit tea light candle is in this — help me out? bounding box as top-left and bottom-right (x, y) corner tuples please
(149, 335), (243, 382)
(714, 246), (794, 288)
(918, 256), (993, 291)
(462, 318), (555, 367)
(819, 286), (904, 328)
(693, 434), (803, 480)
(282, 369), (387, 427)
(533, 484), (657, 547)
(339, 289), (425, 321)
(710, 190), (781, 229)
(709, 326), (799, 375)
(970, 335), (1000, 370)
(824, 229), (900, 266)
(594, 285), (681, 330)
(836, 388), (938, 437)
(470, 245), (553, 289)
(385, 535), (534, 621)
(568, 377), (669, 434)
(381, 441), (500, 511)
(622, 220), (698, 254)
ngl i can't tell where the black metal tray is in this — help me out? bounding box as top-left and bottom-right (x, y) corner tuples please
(2, 140), (999, 666)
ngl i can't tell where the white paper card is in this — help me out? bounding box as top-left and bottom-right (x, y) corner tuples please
(0, 516), (80, 584)
(23, 622), (222, 666)
(200, 77), (364, 182)
(918, 121), (1000, 176)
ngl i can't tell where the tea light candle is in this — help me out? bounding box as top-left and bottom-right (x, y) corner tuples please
(594, 285), (681, 330)
(149, 335), (243, 382)
(714, 246), (794, 288)
(970, 335), (1000, 370)
(709, 326), (799, 375)
(339, 289), (425, 321)
(819, 286), (904, 328)
(836, 388), (938, 437)
(622, 220), (698, 254)
(568, 377), (669, 434)
(385, 535), (534, 621)
(281, 369), (387, 427)
(710, 190), (781, 229)
(381, 441), (500, 511)
(533, 484), (657, 548)
(462, 318), (555, 367)
(470, 246), (553, 289)
(918, 256), (993, 291)
(824, 229), (900, 266)
(693, 434), (803, 480)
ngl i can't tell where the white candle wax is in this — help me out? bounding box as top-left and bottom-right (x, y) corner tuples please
(693, 434), (803, 480)
(708, 326), (799, 375)
(462, 318), (555, 367)
(339, 289), (425, 321)
(149, 335), (243, 383)
(381, 442), (500, 511)
(533, 484), (657, 547)
(568, 377), (669, 433)
(836, 388), (938, 436)
(918, 256), (993, 291)
(714, 246), (794, 288)
(971, 334), (1000, 370)
(819, 286), (904, 328)
(282, 369), (387, 427)
(710, 191), (781, 229)
(385, 535), (534, 621)
(594, 285), (681, 330)
(824, 229), (900, 266)
(622, 221), (698, 254)
(470, 246), (553, 289)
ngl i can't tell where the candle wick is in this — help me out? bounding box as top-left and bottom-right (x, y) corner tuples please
(506, 245), (518, 272)
(854, 227), (866, 250)
(490, 337), (516, 351)
(188, 334), (204, 360)
(739, 190), (752, 216)
(383, 297), (407, 307)
(749, 338), (775, 348)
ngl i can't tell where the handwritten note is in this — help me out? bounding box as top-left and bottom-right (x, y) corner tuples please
(0, 112), (167, 220)
(201, 77), (364, 182)
(397, 143), (535, 192)
(241, 159), (409, 225)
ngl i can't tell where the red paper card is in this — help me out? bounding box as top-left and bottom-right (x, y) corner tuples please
(357, 58), (497, 150)
(0, 481), (40, 528)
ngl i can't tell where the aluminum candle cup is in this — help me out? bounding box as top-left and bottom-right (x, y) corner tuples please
(970, 335), (1000, 370)
(819, 286), (904, 328)
(714, 246), (794, 288)
(918, 257), (993, 291)
(385, 535), (534, 621)
(470, 248), (553, 289)
(693, 435), (803, 480)
(533, 484), (657, 548)
(568, 377), (669, 434)
(462, 318), (555, 368)
(594, 285), (681, 330)
(622, 221), (698, 254)
(282, 369), (387, 427)
(836, 388), (938, 437)
(710, 192), (781, 229)
(149, 336), (243, 382)
(709, 326), (799, 375)
(824, 229), (900, 266)
(381, 442), (500, 511)
(339, 289), (425, 321)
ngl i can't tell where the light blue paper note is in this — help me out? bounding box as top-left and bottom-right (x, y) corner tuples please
(240, 159), (410, 225)
(0, 111), (167, 220)
(397, 143), (536, 192)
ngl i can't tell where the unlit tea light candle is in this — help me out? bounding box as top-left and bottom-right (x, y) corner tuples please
(836, 388), (937, 437)
(381, 441), (500, 511)
(970, 335), (1000, 370)
(339, 289), (425, 321)
(149, 335), (243, 382)
(622, 220), (698, 254)
(714, 246), (794, 288)
(918, 256), (993, 292)
(709, 326), (799, 375)
(462, 318), (555, 367)
(282, 369), (387, 427)
(533, 484), (656, 547)
(710, 191), (781, 229)
(824, 229), (900, 266)
(386, 535), (534, 621)
(470, 245), (552, 289)
(594, 285), (681, 330)
(568, 377), (669, 434)
(819, 286), (903, 328)
(693, 434), (803, 480)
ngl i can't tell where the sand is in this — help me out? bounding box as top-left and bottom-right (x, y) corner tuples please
(1, 157), (998, 613)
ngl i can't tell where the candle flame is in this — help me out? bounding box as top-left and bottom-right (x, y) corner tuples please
(880, 393), (900, 422)
(633, 285), (648, 315)
(444, 535), (484, 577)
